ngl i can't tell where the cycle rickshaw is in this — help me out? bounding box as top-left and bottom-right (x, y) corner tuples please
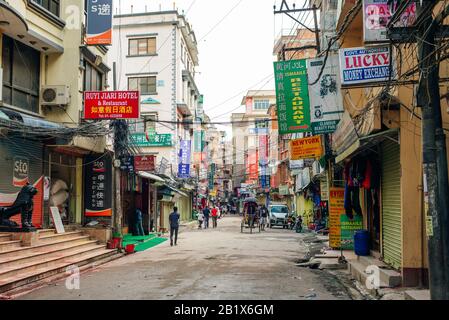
(240, 197), (261, 234)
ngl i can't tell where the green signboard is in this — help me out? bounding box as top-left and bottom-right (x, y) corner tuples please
(130, 133), (173, 147)
(208, 163), (215, 190)
(194, 130), (205, 152)
(273, 59), (311, 134)
(340, 215), (363, 250)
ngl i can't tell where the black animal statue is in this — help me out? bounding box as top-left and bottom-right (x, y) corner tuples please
(0, 183), (38, 231)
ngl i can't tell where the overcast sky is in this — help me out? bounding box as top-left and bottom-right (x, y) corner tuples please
(116, 0), (302, 137)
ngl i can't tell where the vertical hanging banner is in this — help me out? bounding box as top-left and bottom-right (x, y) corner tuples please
(363, 0), (416, 43)
(307, 55), (344, 135)
(273, 59), (311, 134)
(329, 187), (345, 248)
(178, 140), (191, 179)
(84, 155), (112, 217)
(208, 163), (216, 190)
(86, 0), (113, 45)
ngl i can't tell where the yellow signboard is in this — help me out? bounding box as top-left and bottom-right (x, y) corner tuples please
(329, 187), (345, 248)
(290, 135), (323, 160)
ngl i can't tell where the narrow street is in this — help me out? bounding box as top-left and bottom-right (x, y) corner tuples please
(19, 217), (353, 300)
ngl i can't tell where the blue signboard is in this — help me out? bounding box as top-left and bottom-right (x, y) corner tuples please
(87, 0), (113, 45)
(178, 140), (191, 178)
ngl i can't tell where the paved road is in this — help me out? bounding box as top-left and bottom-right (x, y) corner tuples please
(19, 217), (353, 300)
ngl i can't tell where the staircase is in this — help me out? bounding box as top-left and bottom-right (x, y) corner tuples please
(0, 229), (121, 295)
(348, 254), (402, 295)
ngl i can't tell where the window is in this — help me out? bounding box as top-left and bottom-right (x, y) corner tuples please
(254, 99), (270, 110)
(83, 61), (103, 91)
(129, 114), (157, 133)
(129, 38), (156, 56)
(128, 76), (157, 95)
(32, 0), (60, 17)
(2, 35), (40, 113)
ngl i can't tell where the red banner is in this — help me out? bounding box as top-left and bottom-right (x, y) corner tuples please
(134, 155), (155, 171)
(248, 151), (258, 180)
(84, 91), (140, 119)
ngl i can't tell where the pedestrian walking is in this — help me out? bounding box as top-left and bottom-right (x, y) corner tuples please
(203, 206), (210, 229)
(259, 205), (268, 231)
(169, 207), (180, 246)
(197, 211), (204, 229)
(211, 206), (218, 228)
(134, 207), (145, 236)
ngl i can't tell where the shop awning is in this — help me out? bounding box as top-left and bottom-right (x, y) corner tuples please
(0, 108), (62, 128)
(335, 128), (399, 163)
(166, 185), (189, 198)
(137, 171), (165, 183)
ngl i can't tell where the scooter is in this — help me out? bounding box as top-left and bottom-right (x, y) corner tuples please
(294, 218), (303, 233)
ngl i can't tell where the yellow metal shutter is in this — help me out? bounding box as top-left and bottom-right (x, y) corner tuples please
(381, 140), (402, 269)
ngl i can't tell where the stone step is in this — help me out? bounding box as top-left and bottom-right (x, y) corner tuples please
(0, 248), (118, 294)
(356, 255), (402, 287)
(37, 229), (56, 237)
(0, 240), (99, 270)
(0, 234), (12, 242)
(0, 240), (22, 252)
(348, 260), (390, 296)
(38, 231), (85, 243)
(0, 235), (92, 260)
(2, 252), (125, 298)
(0, 244), (108, 280)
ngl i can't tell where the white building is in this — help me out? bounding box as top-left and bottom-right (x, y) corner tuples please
(110, 10), (200, 176)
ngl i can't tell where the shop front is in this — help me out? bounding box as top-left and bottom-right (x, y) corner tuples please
(0, 135), (44, 228)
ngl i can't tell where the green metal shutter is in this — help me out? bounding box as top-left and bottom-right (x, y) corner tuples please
(381, 140), (402, 269)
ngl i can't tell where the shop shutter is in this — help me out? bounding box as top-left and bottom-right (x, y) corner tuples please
(381, 140), (402, 269)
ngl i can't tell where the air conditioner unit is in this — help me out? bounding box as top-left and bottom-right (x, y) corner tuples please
(41, 85), (70, 107)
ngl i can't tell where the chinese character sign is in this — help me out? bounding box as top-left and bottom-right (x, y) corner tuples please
(178, 140), (191, 179)
(87, 0), (113, 45)
(84, 91), (140, 119)
(130, 133), (173, 147)
(84, 155), (112, 217)
(273, 59), (311, 134)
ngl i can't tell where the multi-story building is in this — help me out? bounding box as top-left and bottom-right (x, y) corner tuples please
(0, 0), (110, 228)
(110, 9), (201, 230)
(231, 90), (276, 201)
(110, 9), (200, 175)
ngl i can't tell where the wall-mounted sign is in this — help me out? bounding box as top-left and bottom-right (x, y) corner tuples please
(120, 155), (134, 172)
(134, 155), (155, 172)
(340, 215), (363, 250)
(279, 184), (290, 195)
(84, 91), (140, 119)
(274, 59), (311, 134)
(84, 155), (112, 217)
(86, 0), (113, 45)
(307, 55), (344, 135)
(339, 46), (393, 85)
(290, 135), (323, 160)
(13, 156), (29, 187)
(130, 133), (173, 147)
(363, 0), (416, 43)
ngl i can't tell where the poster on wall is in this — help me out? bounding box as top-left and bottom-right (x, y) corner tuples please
(363, 0), (416, 43)
(339, 46), (394, 85)
(273, 59), (311, 134)
(13, 156), (29, 187)
(307, 55), (344, 135)
(134, 155), (155, 172)
(329, 187), (345, 248)
(86, 0), (113, 45)
(84, 155), (112, 217)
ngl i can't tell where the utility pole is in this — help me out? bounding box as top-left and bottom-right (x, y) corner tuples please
(112, 62), (124, 236)
(416, 1), (449, 299)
